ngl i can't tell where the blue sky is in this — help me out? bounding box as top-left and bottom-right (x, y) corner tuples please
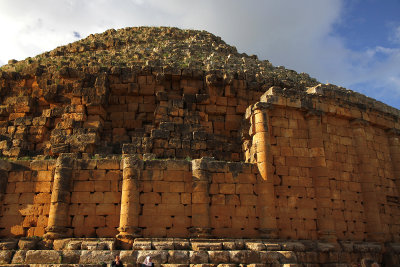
(330, 0), (400, 108)
(0, 0), (399, 109)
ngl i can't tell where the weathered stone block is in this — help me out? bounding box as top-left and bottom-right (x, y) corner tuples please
(61, 250), (81, 264)
(133, 239), (152, 250)
(228, 250), (247, 264)
(208, 250), (230, 263)
(11, 250), (26, 264)
(192, 241), (223, 251)
(79, 250), (118, 264)
(219, 184), (235, 195)
(277, 251), (297, 263)
(136, 250), (168, 264)
(25, 250), (61, 264)
(245, 241), (266, 251)
(161, 192), (181, 204)
(0, 250), (13, 264)
(190, 250), (209, 264)
(168, 250), (190, 264)
(152, 239), (174, 250)
(97, 159), (121, 170)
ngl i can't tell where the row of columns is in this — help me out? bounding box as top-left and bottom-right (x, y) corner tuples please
(43, 118), (400, 242)
(43, 154), (280, 240)
(249, 105), (400, 243)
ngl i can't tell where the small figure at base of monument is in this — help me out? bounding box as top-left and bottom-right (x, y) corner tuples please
(111, 255), (124, 267)
(142, 256), (154, 267)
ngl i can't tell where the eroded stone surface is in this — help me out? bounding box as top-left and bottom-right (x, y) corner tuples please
(79, 250), (118, 264)
(0, 250), (13, 264)
(24, 250), (61, 264)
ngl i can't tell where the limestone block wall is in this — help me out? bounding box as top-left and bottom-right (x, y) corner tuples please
(0, 69), (264, 161)
(246, 85), (400, 243)
(68, 158), (122, 238)
(0, 157), (264, 240)
(0, 160), (55, 237)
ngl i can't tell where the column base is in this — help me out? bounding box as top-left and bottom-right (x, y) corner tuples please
(44, 226), (69, 240)
(259, 228), (278, 239)
(188, 227), (213, 238)
(116, 226), (142, 240)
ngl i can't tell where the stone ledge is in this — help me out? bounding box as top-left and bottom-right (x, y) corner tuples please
(0, 239), (397, 266)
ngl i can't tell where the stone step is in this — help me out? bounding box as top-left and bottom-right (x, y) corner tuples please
(0, 263), (304, 267)
(0, 238), (397, 266)
(0, 250), (299, 266)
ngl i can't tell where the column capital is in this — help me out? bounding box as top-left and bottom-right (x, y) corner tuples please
(56, 153), (76, 168)
(122, 154), (143, 169)
(251, 101), (273, 112)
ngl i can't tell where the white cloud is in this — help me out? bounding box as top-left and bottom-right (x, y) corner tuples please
(389, 25), (400, 44)
(0, 0), (399, 108)
(348, 46), (400, 107)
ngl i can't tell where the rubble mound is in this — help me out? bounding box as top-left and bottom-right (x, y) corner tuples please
(1, 26), (319, 90)
(0, 26), (398, 160)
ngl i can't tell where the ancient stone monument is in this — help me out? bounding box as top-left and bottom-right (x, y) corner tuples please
(0, 27), (399, 266)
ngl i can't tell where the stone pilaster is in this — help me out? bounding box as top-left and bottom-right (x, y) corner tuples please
(117, 155), (143, 242)
(387, 129), (400, 196)
(44, 154), (74, 239)
(0, 159), (11, 207)
(251, 106), (274, 181)
(306, 112), (337, 242)
(250, 105), (278, 238)
(190, 158), (212, 238)
(351, 119), (386, 242)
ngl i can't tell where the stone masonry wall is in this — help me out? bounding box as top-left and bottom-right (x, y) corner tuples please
(0, 160), (55, 237)
(0, 68), (400, 244)
(0, 69), (264, 161)
(0, 128), (399, 243)
(0, 157), (262, 240)
(246, 85), (400, 243)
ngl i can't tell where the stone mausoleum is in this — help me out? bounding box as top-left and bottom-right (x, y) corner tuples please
(0, 27), (399, 266)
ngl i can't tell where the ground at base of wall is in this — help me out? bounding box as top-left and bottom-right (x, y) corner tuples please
(0, 238), (399, 266)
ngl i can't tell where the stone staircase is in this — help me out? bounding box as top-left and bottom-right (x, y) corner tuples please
(0, 238), (399, 266)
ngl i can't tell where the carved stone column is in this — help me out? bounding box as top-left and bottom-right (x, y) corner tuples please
(387, 129), (400, 195)
(44, 154), (74, 239)
(351, 119), (386, 242)
(190, 158), (212, 238)
(306, 112), (337, 242)
(251, 105), (278, 238)
(117, 155), (142, 242)
(387, 128), (400, 242)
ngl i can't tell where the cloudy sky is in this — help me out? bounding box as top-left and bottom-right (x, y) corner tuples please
(0, 0), (399, 109)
